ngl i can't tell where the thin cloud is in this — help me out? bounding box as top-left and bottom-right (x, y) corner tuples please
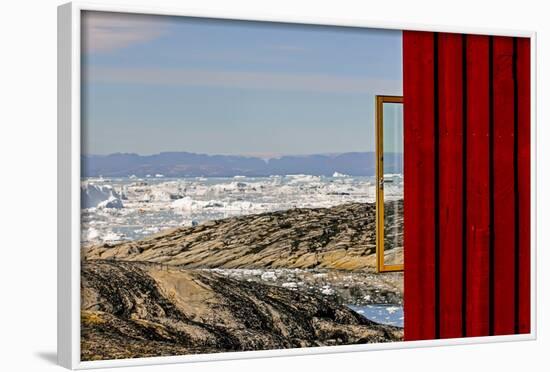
(86, 66), (402, 94)
(82, 11), (168, 53)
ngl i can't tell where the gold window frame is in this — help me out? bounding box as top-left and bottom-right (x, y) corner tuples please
(375, 95), (404, 273)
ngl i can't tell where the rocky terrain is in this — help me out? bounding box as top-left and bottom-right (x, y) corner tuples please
(81, 201), (404, 360)
(81, 261), (402, 361)
(84, 201), (403, 271)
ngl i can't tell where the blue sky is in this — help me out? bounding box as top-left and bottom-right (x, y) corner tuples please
(81, 11), (402, 157)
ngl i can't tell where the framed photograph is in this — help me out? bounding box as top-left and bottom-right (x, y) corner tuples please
(58, 1), (537, 369)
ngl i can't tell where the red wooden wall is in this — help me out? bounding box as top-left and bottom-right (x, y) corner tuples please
(403, 31), (531, 340)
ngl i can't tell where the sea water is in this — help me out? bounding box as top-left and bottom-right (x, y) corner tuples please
(347, 304), (404, 327)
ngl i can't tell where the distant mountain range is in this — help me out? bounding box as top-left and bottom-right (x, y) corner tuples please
(82, 151), (403, 178)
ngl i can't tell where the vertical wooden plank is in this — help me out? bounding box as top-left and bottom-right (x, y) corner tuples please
(403, 30), (437, 341)
(492, 36), (516, 335)
(437, 33), (464, 338)
(516, 37), (531, 334)
(465, 35), (491, 337)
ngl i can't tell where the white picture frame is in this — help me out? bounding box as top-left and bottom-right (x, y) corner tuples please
(58, 1), (537, 369)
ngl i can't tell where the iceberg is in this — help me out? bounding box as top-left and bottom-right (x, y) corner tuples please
(170, 196), (195, 211)
(83, 227), (99, 241)
(332, 172), (350, 178)
(81, 183), (124, 209)
(97, 196), (124, 209)
(285, 174), (321, 183)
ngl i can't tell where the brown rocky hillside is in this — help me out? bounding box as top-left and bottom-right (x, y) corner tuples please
(84, 201), (403, 270)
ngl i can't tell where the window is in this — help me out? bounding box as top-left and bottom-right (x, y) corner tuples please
(375, 95), (404, 272)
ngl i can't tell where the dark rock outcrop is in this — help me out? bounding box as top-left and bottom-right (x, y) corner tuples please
(81, 261), (403, 361)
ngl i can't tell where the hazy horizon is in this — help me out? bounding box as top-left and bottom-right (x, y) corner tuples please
(83, 149), (404, 158)
(81, 11), (403, 156)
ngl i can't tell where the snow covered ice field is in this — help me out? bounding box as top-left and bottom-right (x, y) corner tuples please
(81, 173), (404, 245)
